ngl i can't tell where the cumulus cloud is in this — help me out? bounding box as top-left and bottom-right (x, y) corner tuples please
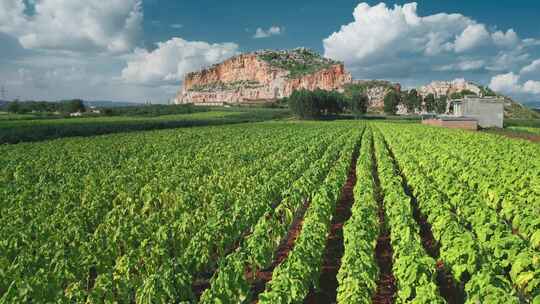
(454, 24), (491, 53)
(0, 0), (142, 53)
(435, 60), (485, 71)
(323, 2), (534, 78)
(489, 72), (540, 95)
(121, 37), (239, 85)
(489, 72), (521, 93)
(520, 59), (540, 75)
(492, 29), (519, 48)
(253, 26), (283, 39)
(523, 80), (540, 94)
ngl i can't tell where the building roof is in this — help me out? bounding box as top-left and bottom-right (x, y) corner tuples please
(436, 115), (477, 121)
(452, 96), (505, 103)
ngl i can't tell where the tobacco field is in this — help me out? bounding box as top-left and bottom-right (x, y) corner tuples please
(0, 121), (539, 303)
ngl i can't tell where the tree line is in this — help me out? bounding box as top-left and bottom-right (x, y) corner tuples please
(285, 89), (369, 119)
(391, 89), (449, 115)
(5, 99), (86, 115)
(286, 88), (456, 119)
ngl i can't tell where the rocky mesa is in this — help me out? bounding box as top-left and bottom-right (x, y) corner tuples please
(175, 48), (352, 105)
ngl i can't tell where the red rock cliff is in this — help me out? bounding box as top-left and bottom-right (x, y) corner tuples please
(175, 50), (352, 104)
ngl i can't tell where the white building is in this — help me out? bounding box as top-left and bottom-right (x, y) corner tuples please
(452, 96), (504, 128)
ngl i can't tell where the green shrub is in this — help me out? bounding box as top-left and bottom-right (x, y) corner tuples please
(404, 89), (421, 113)
(350, 91), (369, 117)
(383, 91), (401, 115)
(424, 93), (436, 113)
(288, 89), (345, 119)
(435, 96), (448, 114)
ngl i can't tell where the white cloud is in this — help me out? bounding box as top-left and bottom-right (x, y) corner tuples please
(490, 72), (540, 95)
(253, 26), (283, 39)
(520, 59), (540, 75)
(486, 52), (530, 72)
(121, 37), (239, 85)
(492, 29), (519, 48)
(0, 0), (143, 53)
(323, 2), (536, 80)
(435, 59), (485, 71)
(523, 80), (540, 94)
(489, 72), (521, 93)
(454, 24), (490, 53)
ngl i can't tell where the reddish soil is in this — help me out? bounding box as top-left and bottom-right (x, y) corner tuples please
(486, 130), (540, 142)
(384, 140), (465, 304)
(408, 193), (440, 258)
(303, 145), (360, 304)
(371, 143), (397, 304)
(436, 261), (466, 304)
(192, 229), (255, 299)
(191, 197), (286, 299)
(86, 266), (97, 291)
(248, 199), (310, 302)
(192, 274), (212, 299)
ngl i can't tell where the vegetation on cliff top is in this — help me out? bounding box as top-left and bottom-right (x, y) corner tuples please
(257, 48), (341, 78)
(188, 80), (263, 92)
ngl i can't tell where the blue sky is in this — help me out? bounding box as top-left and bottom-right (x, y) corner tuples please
(143, 0), (540, 53)
(1, 0), (540, 103)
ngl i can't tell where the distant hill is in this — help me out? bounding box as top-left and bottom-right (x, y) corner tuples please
(84, 100), (141, 108)
(523, 101), (540, 110)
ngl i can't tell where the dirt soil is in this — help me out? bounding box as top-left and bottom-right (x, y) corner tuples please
(385, 140), (465, 304)
(303, 146), (360, 304)
(247, 200), (310, 302)
(486, 130), (540, 142)
(371, 143), (397, 304)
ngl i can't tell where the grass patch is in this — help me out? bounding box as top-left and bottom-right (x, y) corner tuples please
(0, 108), (291, 144)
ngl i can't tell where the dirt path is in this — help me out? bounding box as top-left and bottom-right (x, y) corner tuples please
(383, 140), (465, 304)
(303, 145), (360, 304)
(371, 141), (397, 304)
(485, 130), (540, 142)
(248, 199), (310, 302)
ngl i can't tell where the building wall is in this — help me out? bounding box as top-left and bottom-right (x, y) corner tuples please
(422, 119), (478, 130)
(454, 98), (504, 128)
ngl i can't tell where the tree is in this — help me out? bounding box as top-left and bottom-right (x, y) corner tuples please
(404, 89), (421, 114)
(461, 89), (477, 96)
(424, 93), (436, 113)
(288, 89), (345, 119)
(62, 99), (85, 114)
(450, 89), (477, 100)
(481, 86), (496, 97)
(350, 91), (369, 117)
(383, 90), (400, 115)
(7, 100), (21, 113)
(435, 96), (448, 114)
(318, 89), (344, 115)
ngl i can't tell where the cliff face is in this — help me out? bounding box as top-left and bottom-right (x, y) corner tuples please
(175, 49), (352, 104)
(347, 80), (401, 109)
(418, 79), (482, 98)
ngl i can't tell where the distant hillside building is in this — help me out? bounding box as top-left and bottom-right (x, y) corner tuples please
(453, 96), (504, 128)
(423, 96), (504, 130)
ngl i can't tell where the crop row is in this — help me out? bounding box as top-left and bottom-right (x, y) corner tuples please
(335, 129), (379, 303)
(0, 122), (355, 302)
(377, 123), (539, 302)
(373, 130), (445, 303)
(256, 127), (360, 303)
(198, 127), (361, 302)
